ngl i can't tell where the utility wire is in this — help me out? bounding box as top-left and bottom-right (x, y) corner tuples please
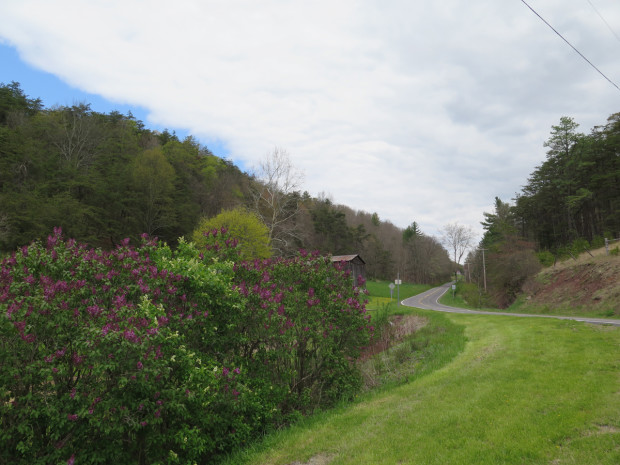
(586, 0), (620, 45)
(520, 0), (620, 93)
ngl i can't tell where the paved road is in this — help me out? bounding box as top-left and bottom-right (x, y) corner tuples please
(401, 282), (620, 327)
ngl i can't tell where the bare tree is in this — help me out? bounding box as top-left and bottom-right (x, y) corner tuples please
(49, 103), (103, 170)
(251, 147), (304, 256)
(441, 222), (475, 280)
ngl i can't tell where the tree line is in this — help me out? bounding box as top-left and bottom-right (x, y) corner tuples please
(0, 81), (252, 251)
(515, 115), (620, 249)
(466, 114), (620, 307)
(0, 82), (452, 284)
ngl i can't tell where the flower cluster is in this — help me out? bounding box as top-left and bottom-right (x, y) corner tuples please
(0, 228), (373, 464)
(230, 249), (372, 412)
(0, 229), (245, 464)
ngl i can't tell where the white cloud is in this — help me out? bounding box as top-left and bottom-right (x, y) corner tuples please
(2, 0), (620, 240)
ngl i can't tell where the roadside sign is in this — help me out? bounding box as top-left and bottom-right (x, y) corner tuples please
(395, 279), (402, 285)
(389, 283), (395, 290)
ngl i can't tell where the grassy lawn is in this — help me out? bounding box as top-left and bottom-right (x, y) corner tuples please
(224, 312), (620, 464)
(365, 280), (432, 311)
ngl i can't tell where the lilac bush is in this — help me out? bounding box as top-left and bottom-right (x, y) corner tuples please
(1, 228), (373, 464)
(231, 250), (372, 414)
(0, 229), (247, 464)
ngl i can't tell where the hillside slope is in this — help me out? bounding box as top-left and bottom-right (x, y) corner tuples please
(516, 246), (620, 317)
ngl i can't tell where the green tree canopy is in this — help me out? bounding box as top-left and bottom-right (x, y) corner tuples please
(515, 115), (620, 250)
(132, 147), (176, 236)
(481, 197), (517, 249)
(191, 207), (271, 260)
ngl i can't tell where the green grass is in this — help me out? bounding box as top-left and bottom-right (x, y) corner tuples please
(365, 280), (432, 312)
(358, 306), (467, 393)
(223, 313), (620, 465)
(507, 295), (620, 319)
(222, 307), (467, 464)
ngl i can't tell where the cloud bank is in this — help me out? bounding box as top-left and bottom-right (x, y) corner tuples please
(1, 0), (619, 239)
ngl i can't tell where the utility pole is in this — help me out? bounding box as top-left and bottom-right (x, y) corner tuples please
(483, 249), (487, 292)
(605, 237), (609, 256)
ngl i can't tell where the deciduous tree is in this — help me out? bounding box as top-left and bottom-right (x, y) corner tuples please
(131, 147), (175, 236)
(441, 222), (475, 279)
(191, 207), (271, 260)
(251, 147), (304, 256)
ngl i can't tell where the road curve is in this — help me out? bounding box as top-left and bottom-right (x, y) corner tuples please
(401, 282), (620, 327)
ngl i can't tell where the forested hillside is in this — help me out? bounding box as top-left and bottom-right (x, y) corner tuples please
(515, 115), (620, 249)
(0, 82), (452, 283)
(466, 115), (620, 308)
(0, 82), (251, 250)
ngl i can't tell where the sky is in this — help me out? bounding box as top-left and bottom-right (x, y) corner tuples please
(1, 0), (620, 241)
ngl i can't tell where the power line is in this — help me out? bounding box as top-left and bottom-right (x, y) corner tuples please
(586, 0), (620, 45)
(520, 0), (620, 93)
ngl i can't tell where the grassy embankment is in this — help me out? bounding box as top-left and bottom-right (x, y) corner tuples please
(224, 281), (620, 465)
(360, 281), (464, 393)
(440, 246), (620, 319)
(512, 245), (619, 318)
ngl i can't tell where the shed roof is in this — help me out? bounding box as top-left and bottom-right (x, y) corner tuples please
(330, 254), (365, 264)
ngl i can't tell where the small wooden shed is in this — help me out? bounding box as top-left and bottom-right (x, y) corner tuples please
(331, 254), (366, 287)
